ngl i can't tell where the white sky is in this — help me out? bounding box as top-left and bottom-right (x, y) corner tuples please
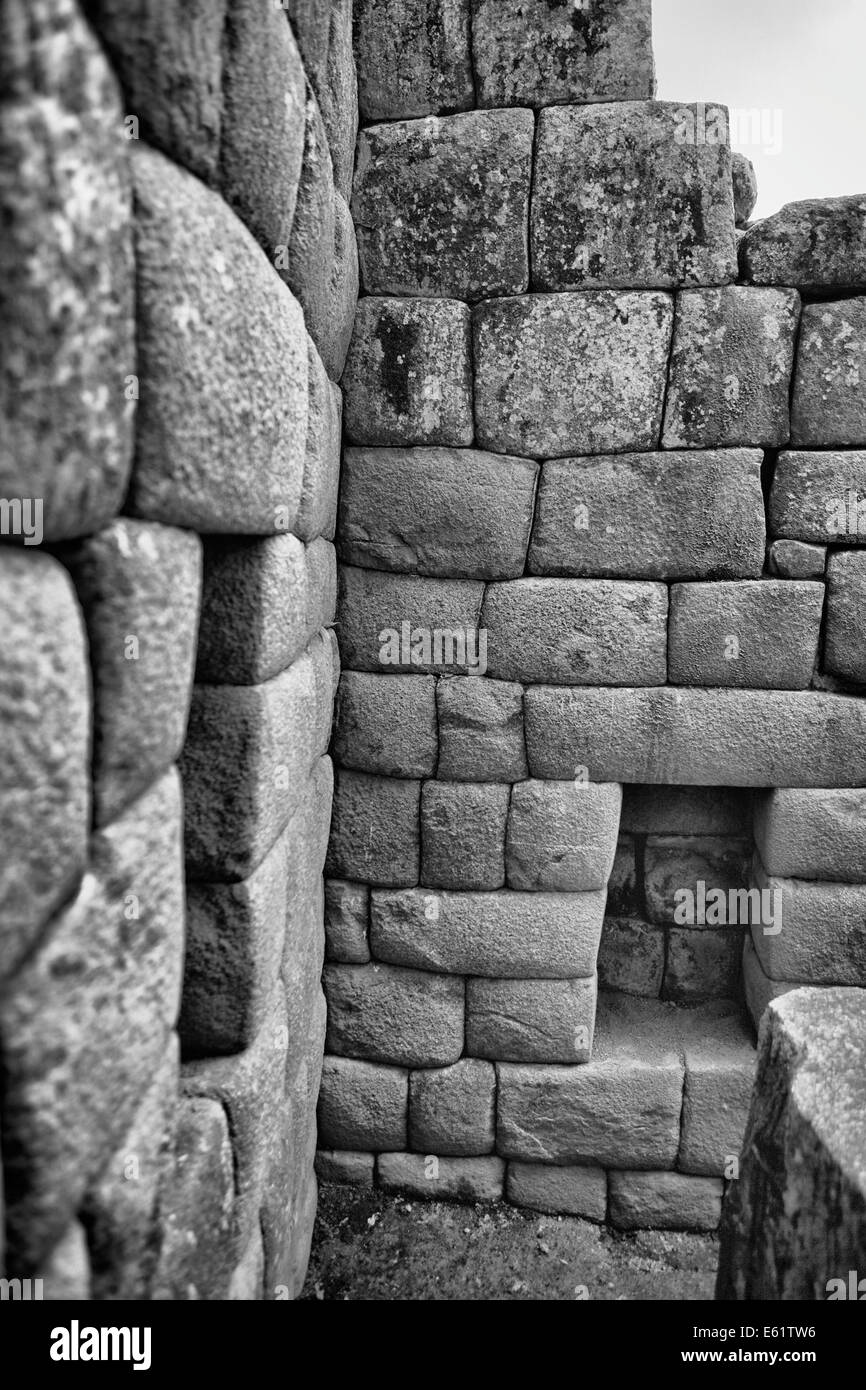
(652, 0), (866, 220)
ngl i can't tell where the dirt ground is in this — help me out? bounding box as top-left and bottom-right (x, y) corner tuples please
(302, 1183), (719, 1301)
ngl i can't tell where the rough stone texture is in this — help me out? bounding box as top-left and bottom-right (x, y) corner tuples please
(750, 859), (866, 987)
(741, 196), (866, 292)
(343, 296), (473, 446)
(421, 781), (509, 890)
(621, 787), (753, 836)
(436, 678), (528, 783)
(528, 450), (765, 580)
(0, 0), (136, 542)
(283, 84), (336, 369)
(317, 1), (358, 202)
(717, 988), (866, 1300)
(0, 550), (90, 982)
(531, 102), (736, 291)
(1, 771), (184, 1271)
(668, 580), (824, 690)
(334, 672), (437, 777)
(325, 881), (370, 964)
(525, 687), (866, 787)
(353, 0), (474, 121)
(483, 579), (668, 686)
(606, 837), (637, 916)
(754, 789), (866, 883)
(664, 928), (743, 1002)
(471, 0), (654, 108)
(679, 1004), (756, 1177)
(791, 299), (866, 448)
(409, 1059), (496, 1156)
(662, 287), (801, 449)
(506, 1163), (607, 1221)
(339, 447), (538, 580)
(742, 935), (796, 1035)
(378, 1153), (505, 1202)
(467, 976), (597, 1063)
(370, 887), (606, 978)
(153, 1096), (236, 1301)
(769, 451), (866, 545)
(597, 919), (665, 998)
(354, 110), (533, 299)
(473, 292), (673, 457)
(643, 836), (750, 925)
(337, 567), (485, 674)
(731, 152), (758, 227)
(317, 1056), (408, 1151)
(506, 781), (622, 892)
(768, 540), (827, 579)
(609, 1172), (723, 1231)
(315, 1150), (375, 1187)
(298, 341), (342, 542)
(64, 519), (202, 824)
(129, 147), (308, 533)
(327, 769), (420, 886)
(323, 963), (464, 1067)
(496, 995), (684, 1167)
(328, 193), (361, 382)
(37, 1220), (91, 1301)
(826, 550), (866, 684)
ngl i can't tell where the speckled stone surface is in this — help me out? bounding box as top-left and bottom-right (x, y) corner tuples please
(354, 0), (474, 121)
(741, 195), (866, 290)
(791, 298), (866, 448)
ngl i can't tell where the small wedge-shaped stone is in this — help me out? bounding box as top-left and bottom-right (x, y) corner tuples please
(741, 196), (866, 292)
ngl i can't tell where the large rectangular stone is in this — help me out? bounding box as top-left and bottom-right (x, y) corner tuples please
(333, 671), (438, 776)
(466, 976), (597, 1063)
(668, 580), (824, 689)
(768, 539), (827, 579)
(753, 789), (866, 883)
(482, 579), (668, 685)
(750, 859), (866, 986)
(323, 962), (464, 1067)
(528, 450), (765, 580)
(409, 1059), (496, 1156)
(377, 1153), (505, 1202)
(826, 551), (866, 684)
(436, 677), (527, 782)
(326, 769), (420, 886)
(421, 781), (509, 890)
(506, 780), (622, 891)
(353, 0), (474, 121)
(679, 1004), (756, 1177)
(741, 197), (866, 293)
(338, 566), (485, 674)
(339, 446), (538, 580)
(317, 1056), (408, 1151)
(473, 292), (673, 457)
(769, 451), (866, 543)
(609, 1172), (723, 1231)
(791, 299), (866, 447)
(644, 836), (751, 925)
(370, 887), (606, 978)
(532, 102), (736, 291)
(153, 1094), (236, 1301)
(524, 687), (866, 786)
(505, 1163), (607, 1221)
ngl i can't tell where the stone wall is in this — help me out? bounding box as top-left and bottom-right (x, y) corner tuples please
(318, 0), (866, 1230)
(0, 0), (357, 1298)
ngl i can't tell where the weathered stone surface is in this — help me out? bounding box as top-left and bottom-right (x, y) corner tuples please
(731, 152), (758, 227)
(65, 519), (202, 824)
(664, 928), (743, 1002)
(525, 687), (866, 787)
(473, 292), (673, 457)
(770, 450), (866, 544)
(327, 192), (359, 380)
(0, 551), (90, 981)
(354, 0), (474, 120)
(750, 860), (866, 986)
(378, 1153), (505, 1202)
(679, 1003), (756, 1177)
(283, 83), (336, 366)
(532, 102), (736, 291)
(316, 0), (357, 201)
(643, 836), (750, 925)
(338, 567), (485, 674)
(371, 887), (606, 978)
(343, 296), (473, 446)
(421, 782), (509, 890)
(315, 1150), (375, 1187)
(506, 1163), (607, 1221)
(129, 147), (308, 532)
(717, 988), (866, 1300)
(355, 110), (532, 300)
(506, 780), (622, 892)
(324, 963), (464, 1067)
(326, 769), (420, 885)
(1, 0), (135, 541)
(467, 976), (597, 1063)
(325, 881), (370, 964)
(154, 1095), (235, 1301)
(741, 934), (795, 1034)
(791, 299), (866, 447)
(409, 1059), (496, 1156)
(437, 678), (527, 783)
(826, 551), (866, 684)
(339, 447), (538, 579)
(668, 580), (824, 690)
(333, 672), (438, 777)
(483, 579), (668, 685)
(37, 1220), (91, 1301)
(297, 340), (342, 541)
(471, 0), (654, 108)
(1, 771), (184, 1270)
(768, 539), (826, 579)
(228, 1227), (265, 1301)
(621, 787), (753, 836)
(754, 789), (866, 883)
(317, 1056), (408, 1151)
(496, 995), (684, 1167)
(662, 287), (800, 448)
(606, 837), (637, 916)
(528, 450), (765, 580)
(597, 919), (665, 998)
(609, 1172), (723, 1231)
(741, 196), (866, 292)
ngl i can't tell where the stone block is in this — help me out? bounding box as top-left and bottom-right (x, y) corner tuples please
(36, 1221), (91, 1301)
(436, 678), (527, 782)
(826, 551), (866, 684)
(609, 1172), (723, 1231)
(741, 196), (866, 292)
(325, 881), (370, 965)
(153, 1095), (236, 1301)
(506, 780), (622, 892)
(668, 580), (823, 690)
(297, 339), (342, 541)
(377, 1153), (505, 1202)
(753, 789), (866, 883)
(326, 769), (420, 886)
(317, 1056), (408, 1151)
(768, 540), (826, 579)
(473, 291), (673, 457)
(731, 152), (758, 227)
(606, 837), (638, 917)
(283, 83), (336, 368)
(664, 928), (743, 1002)
(317, 0), (358, 201)
(506, 1163), (607, 1221)
(371, 887), (606, 978)
(679, 1004), (756, 1177)
(528, 450), (765, 580)
(353, 0), (474, 120)
(622, 787), (753, 836)
(662, 287), (800, 448)
(483, 579), (668, 685)
(339, 446), (538, 580)
(333, 672), (438, 777)
(466, 976), (597, 1063)
(750, 859), (866, 986)
(337, 567), (485, 674)
(644, 835), (750, 925)
(409, 1059), (496, 1156)
(315, 1150), (376, 1187)
(323, 962), (464, 1067)
(421, 781), (509, 890)
(741, 935), (795, 1035)
(770, 451), (866, 544)
(597, 919), (664, 998)
(327, 192), (359, 381)
(791, 299), (866, 447)
(343, 296), (473, 446)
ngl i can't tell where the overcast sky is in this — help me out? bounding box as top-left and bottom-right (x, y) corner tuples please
(653, 0), (866, 220)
